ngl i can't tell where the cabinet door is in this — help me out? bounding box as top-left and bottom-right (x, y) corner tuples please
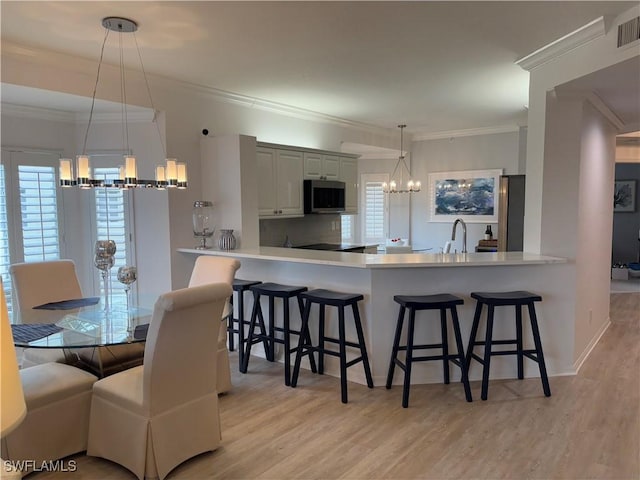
(257, 147), (278, 217)
(276, 150), (304, 216)
(322, 155), (340, 180)
(303, 152), (323, 179)
(340, 158), (358, 213)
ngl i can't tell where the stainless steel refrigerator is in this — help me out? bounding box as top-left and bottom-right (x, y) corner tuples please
(498, 175), (525, 251)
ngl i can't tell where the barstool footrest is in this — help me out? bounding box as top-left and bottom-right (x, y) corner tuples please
(398, 342), (446, 351)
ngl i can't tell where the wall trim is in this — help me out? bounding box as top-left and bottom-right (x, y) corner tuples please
(1, 103), (75, 123)
(573, 318), (611, 373)
(516, 16), (606, 71)
(412, 124), (520, 141)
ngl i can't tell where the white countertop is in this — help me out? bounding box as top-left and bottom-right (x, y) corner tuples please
(177, 247), (566, 269)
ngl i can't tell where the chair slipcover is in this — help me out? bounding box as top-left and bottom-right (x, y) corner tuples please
(1, 363), (98, 467)
(10, 260), (144, 372)
(10, 260), (83, 367)
(188, 256), (241, 393)
(87, 282), (232, 480)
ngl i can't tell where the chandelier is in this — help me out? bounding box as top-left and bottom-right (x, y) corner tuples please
(382, 124), (420, 193)
(59, 17), (187, 190)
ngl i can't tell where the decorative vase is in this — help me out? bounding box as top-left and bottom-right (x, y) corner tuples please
(218, 229), (236, 250)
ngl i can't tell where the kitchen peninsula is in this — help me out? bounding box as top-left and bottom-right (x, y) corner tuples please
(179, 247), (572, 387)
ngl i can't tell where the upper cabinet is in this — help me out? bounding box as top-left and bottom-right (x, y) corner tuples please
(303, 153), (340, 180)
(257, 147), (304, 218)
(257, 142), (359, 217)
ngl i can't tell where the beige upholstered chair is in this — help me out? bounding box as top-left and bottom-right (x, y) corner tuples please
(10, 260), (144, 372)
(1, 363), (98, 468)
(10, 260), (83, 325)
(1, 281), (98, 467)
(87, 283), (232, 480)
(10, 260), (83, 367)
(188, 256), (241, 394)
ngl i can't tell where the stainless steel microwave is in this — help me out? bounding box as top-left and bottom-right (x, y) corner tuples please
(303, 179), (346, 214)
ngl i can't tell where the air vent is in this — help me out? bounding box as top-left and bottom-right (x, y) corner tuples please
(617, 16), (640, 47)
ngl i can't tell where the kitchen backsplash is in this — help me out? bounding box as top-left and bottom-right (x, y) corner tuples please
(260, 215), (342, 247)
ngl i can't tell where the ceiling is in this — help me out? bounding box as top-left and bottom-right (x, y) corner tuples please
(1, 1), (639, 136)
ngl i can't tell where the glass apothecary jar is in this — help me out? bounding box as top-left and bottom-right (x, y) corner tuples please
(192, 201), (215, 249)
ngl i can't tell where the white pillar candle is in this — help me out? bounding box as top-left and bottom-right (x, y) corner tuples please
(166, 159), (177, 185)
(125, 156), (137, 179)
(177, 163), (188, 190)
(59, 159), (73, 185)
(76, 155), (90, 179)
(155, 165), (166, 182)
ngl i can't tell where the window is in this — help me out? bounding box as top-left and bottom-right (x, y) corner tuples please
(93, 167), (134, 307)
(341, 215), (354, 243)
(0, 150), (63, 320)
(361, 173), (389, 245)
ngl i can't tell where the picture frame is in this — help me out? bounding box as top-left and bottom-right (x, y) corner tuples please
(428, 169), (503, 223)
(614, 180), (636, 213)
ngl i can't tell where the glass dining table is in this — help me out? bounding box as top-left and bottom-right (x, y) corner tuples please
(12, 298), (153, 377)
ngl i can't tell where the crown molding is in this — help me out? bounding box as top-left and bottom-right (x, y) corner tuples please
(516, 16), (606, 71)
(76, 111), (155, 124)
(168, 78), (391, 136)
(412, 125), (521, 141)
(1, 103), (76, 122)
(554, 89), (626, 131)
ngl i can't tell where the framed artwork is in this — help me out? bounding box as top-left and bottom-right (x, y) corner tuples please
(428, 169), (502, 223)
(614, 180), (636, 212)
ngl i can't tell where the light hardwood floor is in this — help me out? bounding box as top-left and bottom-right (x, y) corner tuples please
(31, 293), (639, 480)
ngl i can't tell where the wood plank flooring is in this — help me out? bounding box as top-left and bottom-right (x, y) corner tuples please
(30, 293), (639, 480)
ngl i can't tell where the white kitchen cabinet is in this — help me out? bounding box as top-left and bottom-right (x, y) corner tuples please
(340, 157), (358, 213)
(304, 152), (340, 180)
(257, 147), (304, 218)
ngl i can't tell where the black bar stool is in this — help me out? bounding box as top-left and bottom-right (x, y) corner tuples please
(241, 282), (316, 386)
(228, 279), (262, 370)
(291, 289), (374, 404)
(465, 291), (551, 400)
(386, 294), (472, 407)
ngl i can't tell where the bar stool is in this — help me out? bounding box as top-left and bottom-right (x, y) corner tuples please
(386, 294), (472, 407)
(241, 282), (316, 386)
(465, 291), (551, 401)
(228, 279), (262, 370)
(291, 289), (373, 403)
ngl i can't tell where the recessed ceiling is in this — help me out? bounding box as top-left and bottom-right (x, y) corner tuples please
(1, 1), (638, 135)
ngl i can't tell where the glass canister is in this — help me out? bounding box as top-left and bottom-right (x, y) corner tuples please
(218, 229), (236, 250)
(192, 201), (215, 249)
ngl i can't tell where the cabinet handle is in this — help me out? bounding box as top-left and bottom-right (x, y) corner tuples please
(279, 210), (283, 214)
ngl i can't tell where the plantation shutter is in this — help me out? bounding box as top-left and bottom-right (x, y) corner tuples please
(0, 165), (13, 315)
(18, 166), (61, 262)
(362, 174), (388, 245)
(93, 167), (128, 305)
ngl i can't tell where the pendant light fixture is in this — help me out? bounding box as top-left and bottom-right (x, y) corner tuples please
(59, 17), (186, 190)
(382, 125), (420, 193)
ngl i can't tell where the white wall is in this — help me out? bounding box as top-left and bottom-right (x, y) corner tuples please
(409, 131), (521, 252)
(0, 111), (172, 300)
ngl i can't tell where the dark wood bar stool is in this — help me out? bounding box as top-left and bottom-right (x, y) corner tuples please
(386, 294), (472, 407)
(228, 279), (262, 370)
(291, 289), (374, 403)
(241, 282), (316, 386)
(465, 291), (551, 400)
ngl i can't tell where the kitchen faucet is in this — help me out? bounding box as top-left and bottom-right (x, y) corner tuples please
(451, 218), (467, 253)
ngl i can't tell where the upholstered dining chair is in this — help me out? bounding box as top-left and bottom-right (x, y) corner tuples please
(1, 280), (98, 470)
(87, 282), (232, 480)
(10, 260), (144, 372)
(188, 256), (241, 394)
(10, 260), (82, 367)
